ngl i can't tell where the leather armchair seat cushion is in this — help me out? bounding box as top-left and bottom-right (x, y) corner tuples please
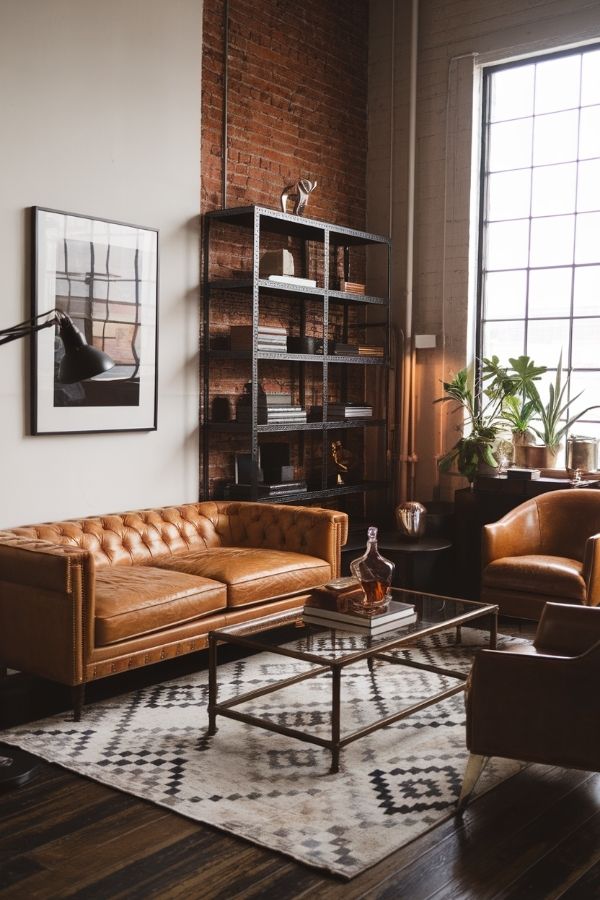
(157, 547), (332, 607)
(95, 566), (227, 646)
(482, 554), (586, 602)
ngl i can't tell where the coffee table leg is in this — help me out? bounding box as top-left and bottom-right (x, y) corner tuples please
(490, 610), (498, 650)
(208, 632), (218, 735)
(456, 624), (462, 644)
(330, 666), (341, 774)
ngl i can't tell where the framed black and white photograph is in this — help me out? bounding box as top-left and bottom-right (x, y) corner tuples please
(32, 207), (158, 434)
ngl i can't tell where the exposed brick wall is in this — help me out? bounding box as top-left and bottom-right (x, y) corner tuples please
(201, 0), (370, 499)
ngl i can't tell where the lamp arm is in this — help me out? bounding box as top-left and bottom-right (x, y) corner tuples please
(0, 309), (67, 347)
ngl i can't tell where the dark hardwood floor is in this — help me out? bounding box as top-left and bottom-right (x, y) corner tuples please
(1, 624), (599, 899)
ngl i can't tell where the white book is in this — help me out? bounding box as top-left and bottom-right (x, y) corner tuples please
(267, 275), (317, 287)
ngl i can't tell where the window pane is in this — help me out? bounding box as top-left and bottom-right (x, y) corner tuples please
(533, 110), (578, 165)
(482, 320), (525, 362)
(531, 163), (576, 216)
(529, 216), (575, 267)
(569, 371), (600, 420)
(526, 319), (570, 364)
(581, 49), (600, 107)
(488, 119), (533, 171)
(486, 220), (530, 270)
(529, 267), (572, 317)
(534, 55), (581, 114)
(483, 270), (527, 319)
(575, 212), (600, 264)
(574, 266), (600, 315)
(572, 318), (600, 367)
(487, 170), (531, 220)
(578, 105), (600, 159)
(490, 64), (535, 122)
(577, 159), (600, 212)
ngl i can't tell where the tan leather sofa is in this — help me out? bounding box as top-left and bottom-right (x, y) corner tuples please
(481, 488), (600, 619)
(0, 501), (347, 718)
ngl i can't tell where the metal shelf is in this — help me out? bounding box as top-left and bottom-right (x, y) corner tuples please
(207, 419), (387, 433)
(244, 481), (389, 504)
(208, 350), (386, 365)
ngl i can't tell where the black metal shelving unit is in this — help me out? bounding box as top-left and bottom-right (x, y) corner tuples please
(202, 205), (391, 514)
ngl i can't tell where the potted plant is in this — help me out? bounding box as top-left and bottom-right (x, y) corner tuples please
(527, 353), (600, 468)
(493, 356), (547, 465)
(436, 362), (509, 484)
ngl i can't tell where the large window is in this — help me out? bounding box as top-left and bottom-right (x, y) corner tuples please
(478, 45), (600, 442)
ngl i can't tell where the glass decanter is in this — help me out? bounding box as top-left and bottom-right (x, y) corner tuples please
(350, 526), (395, 615)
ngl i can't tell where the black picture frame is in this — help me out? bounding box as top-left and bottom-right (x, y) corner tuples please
(31, 206), (159, 434)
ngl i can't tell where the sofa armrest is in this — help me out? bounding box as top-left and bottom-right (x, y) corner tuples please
(466, 645), (600, 768)
(0, 533), (95, 685)
(214, 502), (348, 576)
(534, 601), (600, 655)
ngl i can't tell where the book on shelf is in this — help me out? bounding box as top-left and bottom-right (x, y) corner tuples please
(265, 393), (292, 407)
(227, 481), (307, 499)
(266, 275), (317, 288)
(229, 325), (288, 352)
(236, 408), (307, 424)
(358, 346), (384, 357)
(331, 342), (359, 356)
(338, 280), (366, 295)
(328, 404), (373, 418)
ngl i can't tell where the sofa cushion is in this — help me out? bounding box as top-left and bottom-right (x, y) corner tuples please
(156, 547), (331, 608)
(95, 566), (227, 646)
(482, 555), (586, 602)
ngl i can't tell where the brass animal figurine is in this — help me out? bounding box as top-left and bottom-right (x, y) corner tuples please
(280, 179), (318, 216)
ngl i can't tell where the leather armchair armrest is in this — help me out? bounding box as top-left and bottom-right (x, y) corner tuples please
(583, 533), (600, 605)
(0, 534), (95, 685)
(534, 601), (600, 655)
(466, 645), (600, 769)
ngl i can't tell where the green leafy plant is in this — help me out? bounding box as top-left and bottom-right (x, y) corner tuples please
(494, 356), (547, 435)
(528, 353), (600, 451)
(435, 363), (508, 483)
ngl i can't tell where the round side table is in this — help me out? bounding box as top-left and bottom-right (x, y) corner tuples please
(377, 533), (453, 592)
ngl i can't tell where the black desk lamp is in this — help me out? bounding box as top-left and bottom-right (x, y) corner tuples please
(0, 308), (115, 789)
(0, 308), (115, 382)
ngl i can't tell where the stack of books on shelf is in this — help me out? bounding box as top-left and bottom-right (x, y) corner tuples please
(358, 345), (385, 358)
(230, 325), (287, 353)
(236, 393), (307, 425)
(328, 403), (373, 419)
(303, 579), (416, 635)
(226, 480), (308, 499)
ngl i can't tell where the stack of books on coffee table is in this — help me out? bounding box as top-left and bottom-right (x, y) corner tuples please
(303, 583), (416, 636)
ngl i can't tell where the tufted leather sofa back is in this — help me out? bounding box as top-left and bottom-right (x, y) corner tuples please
(6, 502), (225, 568)
(4, 500), (347, 570)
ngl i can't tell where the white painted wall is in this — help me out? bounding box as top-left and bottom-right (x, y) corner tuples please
(369, 0), (600, 502)
(0, 0), (202, 526)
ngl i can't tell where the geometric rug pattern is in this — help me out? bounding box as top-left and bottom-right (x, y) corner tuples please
(1, 628), (526, 878)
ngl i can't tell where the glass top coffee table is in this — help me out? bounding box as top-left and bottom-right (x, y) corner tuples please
(207, 588), (498, 773)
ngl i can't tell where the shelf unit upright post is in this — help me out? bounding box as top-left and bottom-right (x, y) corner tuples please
(201, 205), (391, 519)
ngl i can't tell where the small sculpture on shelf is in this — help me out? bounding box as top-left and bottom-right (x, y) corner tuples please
(280, 179), (318, 216)
(331, 440), (357, 485)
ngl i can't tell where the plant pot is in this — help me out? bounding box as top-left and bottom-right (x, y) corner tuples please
(525, 445), (561, 469)
(512, 430), (535, 467)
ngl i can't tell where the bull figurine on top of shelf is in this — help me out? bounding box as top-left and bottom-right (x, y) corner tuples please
(280, 179), (318, 216)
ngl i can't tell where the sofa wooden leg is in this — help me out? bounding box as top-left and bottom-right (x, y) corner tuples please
(72, 684), (86, 722)
(456, 753), (489, 814)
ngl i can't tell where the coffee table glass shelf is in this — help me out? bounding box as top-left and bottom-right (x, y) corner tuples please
(207, 588), (498, 773)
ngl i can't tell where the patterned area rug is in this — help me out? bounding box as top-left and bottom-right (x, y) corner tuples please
(2, 629), (526, 878)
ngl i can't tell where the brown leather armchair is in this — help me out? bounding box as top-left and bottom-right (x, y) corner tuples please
(457, 603), (600, 811)
(481, 488), (600, 619)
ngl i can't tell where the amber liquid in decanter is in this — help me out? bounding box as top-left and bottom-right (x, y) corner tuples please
(350, 526), (395, 616)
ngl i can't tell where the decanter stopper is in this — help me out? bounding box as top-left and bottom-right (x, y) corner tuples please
(350, 526), (395, 615)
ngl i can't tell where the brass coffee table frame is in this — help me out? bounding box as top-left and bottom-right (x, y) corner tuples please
(207, 592), (498, 774)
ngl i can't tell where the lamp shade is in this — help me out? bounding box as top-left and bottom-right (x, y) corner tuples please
(57, 316), (115, 384)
